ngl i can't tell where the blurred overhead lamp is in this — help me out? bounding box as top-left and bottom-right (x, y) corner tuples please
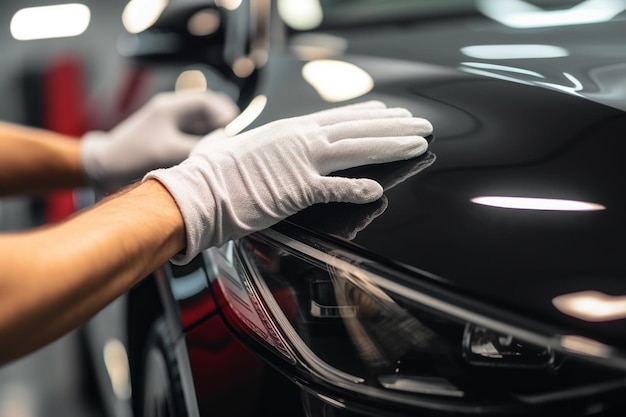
(103, 338), (132, 400)
(290, 34), (348, 60)
(278, 0), (323, 30)
(175, 70), (207, 93)
(232, 57), (256, 79)
(10, 3), (91, 41)
(216, 0), (243, 11)
(187, 9), (221, 36)
(122, 0), (168, 34)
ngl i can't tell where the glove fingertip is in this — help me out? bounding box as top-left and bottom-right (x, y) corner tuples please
(406, 136), (429, 159)
(360, 179), (384, 202)
(320, 177), (383, 204)
(348, 178), (384, 203)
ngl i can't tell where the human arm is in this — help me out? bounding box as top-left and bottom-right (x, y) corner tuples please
(0, 100), (432, 366)
(0, 121), (84, 196)
(0, 88), (236, 363)
(147, 100), (433, 263)
(0, 179), (185, 365)
(0, 90), (239, 197)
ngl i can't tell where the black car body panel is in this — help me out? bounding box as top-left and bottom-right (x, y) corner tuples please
(85, 2), (626, 417)
(246, 15), (626, 349)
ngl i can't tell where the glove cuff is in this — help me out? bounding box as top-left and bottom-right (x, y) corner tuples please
(80, 131), (110, 187)
(143, 164), (219, 265)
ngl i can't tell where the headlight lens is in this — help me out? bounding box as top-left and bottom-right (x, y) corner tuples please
(206, 228), (626, 413)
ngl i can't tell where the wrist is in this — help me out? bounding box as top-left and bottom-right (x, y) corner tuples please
(137, 179), (187, 255)
(143, 164), (220, 265)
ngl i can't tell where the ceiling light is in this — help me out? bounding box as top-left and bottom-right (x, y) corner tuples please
(10, 3), (90, 41)
(278, 0), (323, 30)
(216, 0), (242, 11)
(232, 57), (256, 78)
(175, 70), (207, 93)
(103, 338), (131, 400)
(187, 9), (221, 36)
(122, 0), (168, 34)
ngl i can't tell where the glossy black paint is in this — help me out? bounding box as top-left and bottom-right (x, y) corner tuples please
(247, 15), (626, 347)
(129, 4), (626, 417)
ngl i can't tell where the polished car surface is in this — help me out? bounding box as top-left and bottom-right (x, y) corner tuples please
(84, 1), (626, 416)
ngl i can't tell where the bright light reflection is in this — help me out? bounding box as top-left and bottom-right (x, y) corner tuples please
(175, 70), (207, 92)
(535, 72), (584, 96)
(10, 4), (90, 41)
(278, 0), (323, 30)
(477, 0), (626, 28)
(224, 95), (267, 136)
(290, 34), (348, 60)
(471, 196), (606, 211)
(303, 60), (374, 103)
(459, 64), (585, 97)
(560, 335), (611, 358)
(122, 0), (168, 34)
(187, 9), (221, 36)
(461, 45), (569, 60)
(553, 291), (626, 322)
(103, 338), (132, 400)
(0, 383), (37, 417)
(232, 57), (256, 78)
(461, 62), (545, 77)
(216, 0), (242, 11)
(460, 68), (535, 86)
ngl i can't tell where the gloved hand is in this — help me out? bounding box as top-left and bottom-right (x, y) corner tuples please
(292, 151), (436, 241)
(80, 90), (239, 187)
(144, 101), (433, 264)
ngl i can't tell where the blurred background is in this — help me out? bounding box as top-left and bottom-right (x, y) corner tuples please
(0, 1), (228, 415)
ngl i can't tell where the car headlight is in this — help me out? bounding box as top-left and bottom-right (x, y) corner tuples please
(205, 226), (626, 414)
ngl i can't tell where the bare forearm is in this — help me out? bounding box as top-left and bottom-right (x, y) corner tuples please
(0, 179), (185, 365)
(0, 121), (85, 196)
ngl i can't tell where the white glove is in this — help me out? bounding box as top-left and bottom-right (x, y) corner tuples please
(145, 101), (433, 264)
(301, 151), (437, 241)
(80, 90), (239, 187)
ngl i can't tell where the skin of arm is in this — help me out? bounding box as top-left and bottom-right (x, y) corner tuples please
(0, 101), (432, 365)
(0, 179), (185, 366)
(0, 121), (186, 365)
(0, 121), (85, 196)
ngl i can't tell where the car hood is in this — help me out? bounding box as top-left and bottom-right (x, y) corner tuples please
(254, 15), (626, 346)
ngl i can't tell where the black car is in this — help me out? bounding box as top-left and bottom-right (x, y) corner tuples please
(83, 1), (626, 416)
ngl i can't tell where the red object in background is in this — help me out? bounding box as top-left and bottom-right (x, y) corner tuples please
(41, 53), (153, 224)
(40, 53), (152, 223)
(42, 54), (88, 223)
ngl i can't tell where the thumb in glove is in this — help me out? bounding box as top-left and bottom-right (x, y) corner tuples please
(145, 100), (433, 264)
(80, 89), (239, 187)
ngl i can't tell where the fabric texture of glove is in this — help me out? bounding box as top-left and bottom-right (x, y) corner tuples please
(80, 90), (239, 187)
(145, 101), (433, 264)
